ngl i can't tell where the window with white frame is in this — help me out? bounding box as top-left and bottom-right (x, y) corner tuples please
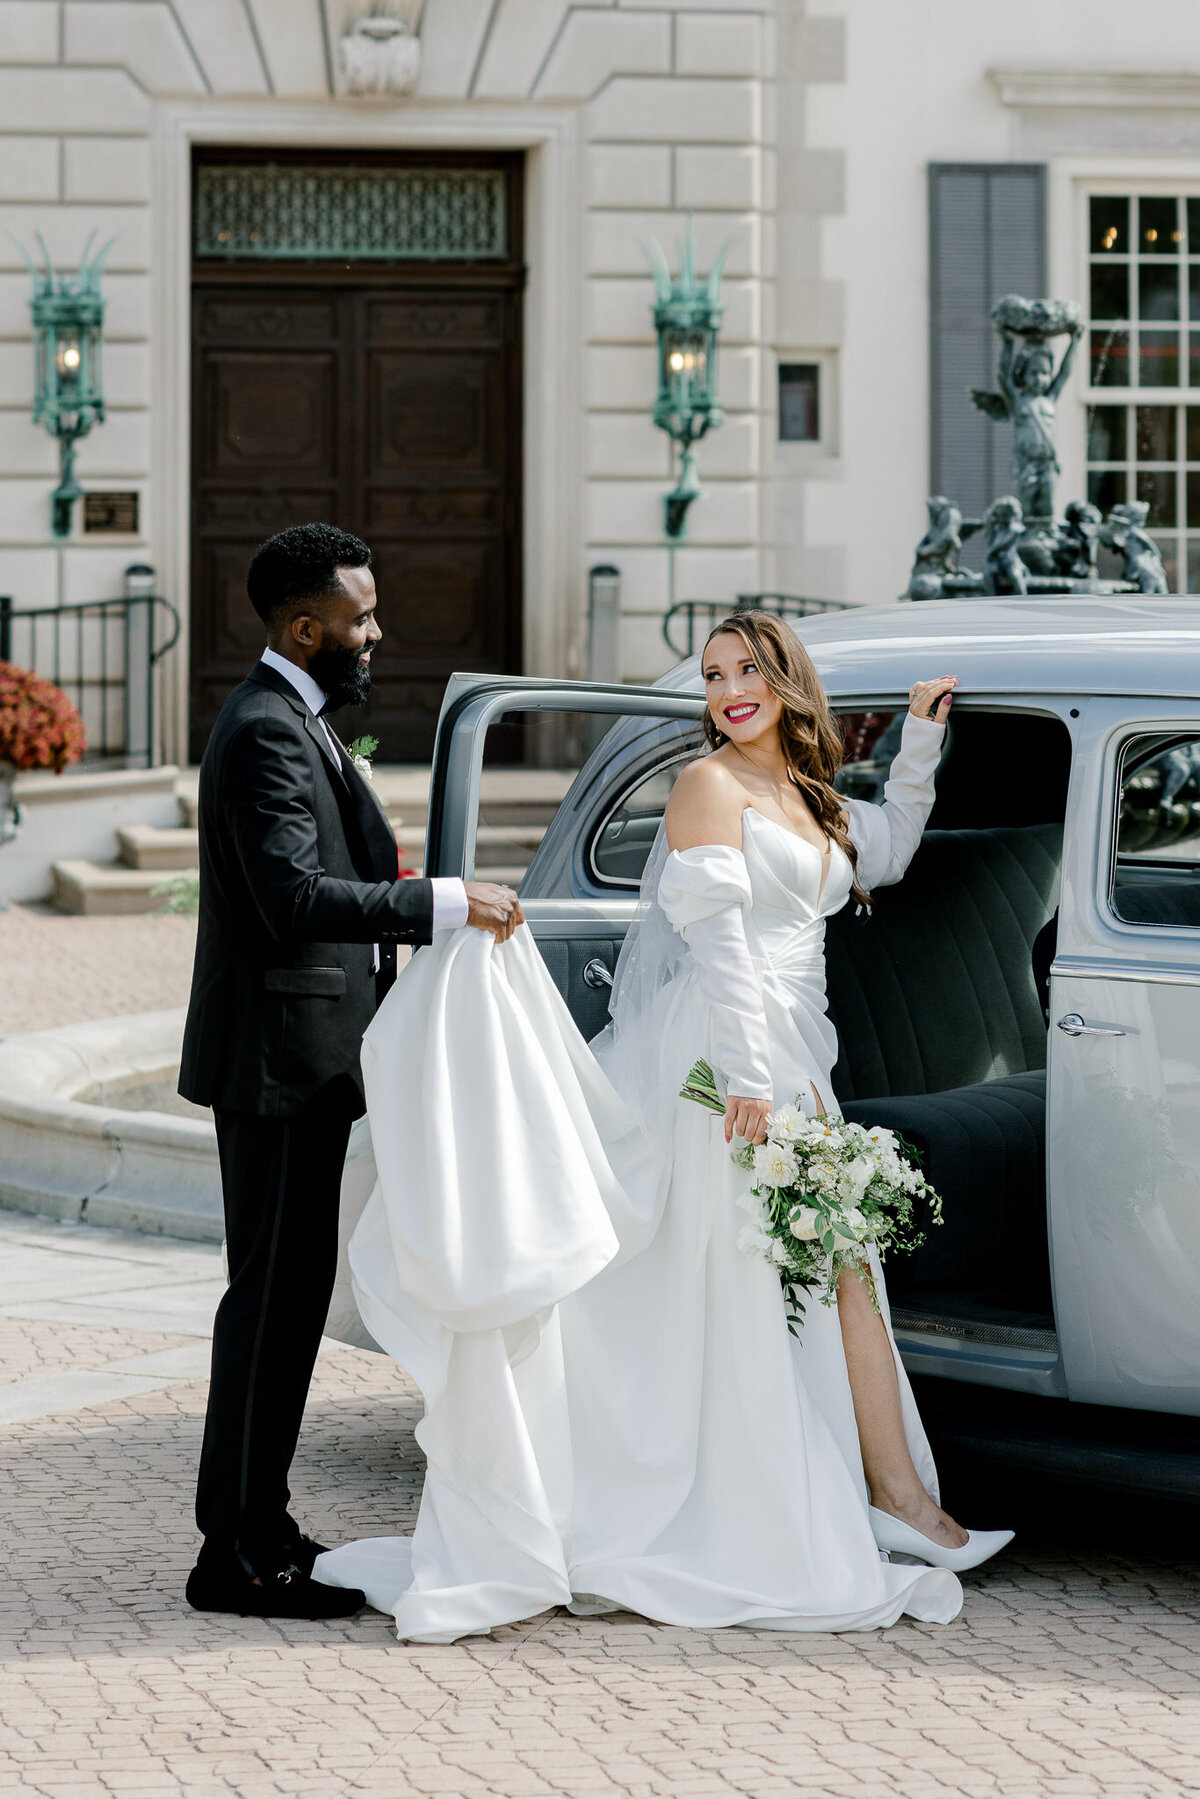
(1085, 192), (1200, 593)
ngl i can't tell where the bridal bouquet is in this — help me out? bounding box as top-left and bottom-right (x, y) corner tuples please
(679, 1059), (942, 1335)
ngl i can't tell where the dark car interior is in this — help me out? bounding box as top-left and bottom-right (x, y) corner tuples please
(828, 709), (1070, 1349)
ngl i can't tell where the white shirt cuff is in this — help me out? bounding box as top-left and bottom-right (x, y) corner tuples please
(431, 876), (470, 932)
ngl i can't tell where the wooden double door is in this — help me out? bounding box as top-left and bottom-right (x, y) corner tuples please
(189, 267), (523, 763)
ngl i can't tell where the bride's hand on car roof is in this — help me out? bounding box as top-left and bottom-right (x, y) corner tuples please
(908, 677), (957, 723)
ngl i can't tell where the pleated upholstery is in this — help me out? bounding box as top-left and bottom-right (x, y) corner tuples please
(826, 824), (1061, 1309)
(826, 823), (1062, 1102)
(841, 1070), (1048, 1299)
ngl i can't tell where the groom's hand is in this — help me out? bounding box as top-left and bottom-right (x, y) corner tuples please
(464, 881), (524, 942)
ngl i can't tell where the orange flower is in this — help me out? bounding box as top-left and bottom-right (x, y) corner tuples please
(0, 662), (87, 772)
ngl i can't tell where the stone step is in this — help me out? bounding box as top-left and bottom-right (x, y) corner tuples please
(51, 860), (181, 917)
(117, 824), (200, 872)
(176, 783), (565, 836)
(53, 853), (537, 916)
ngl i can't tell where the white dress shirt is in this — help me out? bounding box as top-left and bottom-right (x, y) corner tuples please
(259, 647), (469, 933)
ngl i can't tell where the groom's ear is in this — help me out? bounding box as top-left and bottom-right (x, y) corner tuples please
(290, 609), (322, 650)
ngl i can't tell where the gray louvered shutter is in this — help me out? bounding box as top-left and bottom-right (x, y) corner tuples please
(929, 163), (1047, 548)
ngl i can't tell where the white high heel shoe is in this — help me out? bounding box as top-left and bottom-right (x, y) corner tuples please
(869, 1506), (1014, 1573)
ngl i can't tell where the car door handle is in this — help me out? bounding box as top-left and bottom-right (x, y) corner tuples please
(582, 958), (613, 990)
(1056, 1013), (1126, 1037)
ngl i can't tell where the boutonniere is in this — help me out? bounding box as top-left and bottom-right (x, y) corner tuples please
(345, 733), (379, 783)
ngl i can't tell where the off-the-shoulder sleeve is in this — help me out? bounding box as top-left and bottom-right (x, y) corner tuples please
(843, 712), (945, 893)
(658, 845), (772, 1101)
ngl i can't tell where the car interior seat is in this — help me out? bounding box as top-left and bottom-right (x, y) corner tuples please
(825, 820), (1063, 1333)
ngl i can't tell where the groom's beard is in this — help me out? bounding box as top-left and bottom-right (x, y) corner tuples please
(309, 642), (371, 711)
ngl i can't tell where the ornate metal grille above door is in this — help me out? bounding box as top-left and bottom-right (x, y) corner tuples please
(193, 162), (508, 262)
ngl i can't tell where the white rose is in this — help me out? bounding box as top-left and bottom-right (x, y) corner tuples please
(843, 1154), (876, 1199)
(753, 1141), (799, 1187)
(352, 754), (374, 783)
(788, 1205), (822, 1241)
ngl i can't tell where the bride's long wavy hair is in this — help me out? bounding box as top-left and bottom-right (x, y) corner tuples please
(700, 610), (868, 905)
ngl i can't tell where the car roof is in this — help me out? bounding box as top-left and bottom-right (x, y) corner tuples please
(656, 597), (1200, 701)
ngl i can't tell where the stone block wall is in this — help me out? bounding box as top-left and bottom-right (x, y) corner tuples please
(0, 0), (852, 724)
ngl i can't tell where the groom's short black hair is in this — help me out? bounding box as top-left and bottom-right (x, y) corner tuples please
(247, 523), (372, 626)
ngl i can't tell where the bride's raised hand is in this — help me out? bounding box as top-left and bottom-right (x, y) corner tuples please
(908, 676), (957, 722)
(725, 1094), (771, 1146)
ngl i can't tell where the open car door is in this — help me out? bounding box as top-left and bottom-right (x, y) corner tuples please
(423, 673), (706, 1035)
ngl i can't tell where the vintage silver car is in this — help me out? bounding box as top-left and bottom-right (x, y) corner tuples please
(387, 596), (1200, 1502)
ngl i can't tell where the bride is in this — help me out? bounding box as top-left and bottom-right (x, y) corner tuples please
(316, 610), (1013, 1641)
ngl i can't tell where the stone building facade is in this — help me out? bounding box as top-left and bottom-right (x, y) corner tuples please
(2, 0), (1200, 763)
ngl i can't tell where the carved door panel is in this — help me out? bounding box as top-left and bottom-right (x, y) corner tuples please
(189, 281), (522, 763)
(355, 290), (520, 760)
(189, 290), (349, 758)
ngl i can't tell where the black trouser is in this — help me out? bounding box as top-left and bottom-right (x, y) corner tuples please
(195, 1100), (354, 1573)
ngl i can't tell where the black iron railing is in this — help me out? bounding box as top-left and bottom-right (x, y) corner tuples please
(662, 591), (852, 659)
(0, 574), (180, 767)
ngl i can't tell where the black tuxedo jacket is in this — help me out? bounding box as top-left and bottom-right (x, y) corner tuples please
(179, 660), (434, 1117)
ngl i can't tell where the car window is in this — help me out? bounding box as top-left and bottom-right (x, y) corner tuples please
(833, 711), (902, 803)
(587, 712), (898, 889)
(590, 754), (695, 885)
(1112, 732), (1200, 927)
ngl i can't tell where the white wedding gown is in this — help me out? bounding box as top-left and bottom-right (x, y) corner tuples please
(316, 712), (963, 1640)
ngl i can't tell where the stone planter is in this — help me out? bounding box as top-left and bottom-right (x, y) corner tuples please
(0, 1006), (379, 1348)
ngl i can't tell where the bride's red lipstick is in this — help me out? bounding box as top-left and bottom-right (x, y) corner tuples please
(724, 702), (760, 723)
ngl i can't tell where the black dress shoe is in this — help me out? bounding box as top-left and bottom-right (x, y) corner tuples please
(284, 1533), (330, 1578)
(185, 1558), (365, 1619)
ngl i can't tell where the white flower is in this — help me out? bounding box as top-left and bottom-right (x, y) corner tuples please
(830, 1207), (869, 1246)
(808, 1158), (840, 1191)
(767, 1103), (807, 1143)
(736, 1223), (775, 1258)
(788, 1205), (822, 1241)
(752, 1141), (799, 1187)
(842, 1154), (877, 1200)
(352, 753), (374, 783)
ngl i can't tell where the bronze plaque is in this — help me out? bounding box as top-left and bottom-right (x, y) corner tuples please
(84, 491), (140, 534)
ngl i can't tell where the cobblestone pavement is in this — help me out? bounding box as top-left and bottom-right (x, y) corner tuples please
(0, 905), (198, 1037)
(1, 1212), (1198, 1799)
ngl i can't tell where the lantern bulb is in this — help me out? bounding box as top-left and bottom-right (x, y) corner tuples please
(62, 346), (81, 370)
(668, 351), (684, 371)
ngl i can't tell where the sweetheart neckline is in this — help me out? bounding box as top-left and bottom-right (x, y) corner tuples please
(742, 805), (834, 861)
(742, 807), (846, 904)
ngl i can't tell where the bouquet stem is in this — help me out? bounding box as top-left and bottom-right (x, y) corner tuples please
(679, 1058), (726, 1116)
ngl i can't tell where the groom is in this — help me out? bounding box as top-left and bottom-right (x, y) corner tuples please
(179, 523), (521, 1619)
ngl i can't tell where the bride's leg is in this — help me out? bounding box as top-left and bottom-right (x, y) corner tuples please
(836, 1266), (969, 1547)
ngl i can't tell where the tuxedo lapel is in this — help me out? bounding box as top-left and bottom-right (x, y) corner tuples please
(246, 661), (384, 872)
(324, 727), (400, 882)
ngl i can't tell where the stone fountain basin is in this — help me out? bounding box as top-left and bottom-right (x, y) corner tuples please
(0, 1008), (376, 1348)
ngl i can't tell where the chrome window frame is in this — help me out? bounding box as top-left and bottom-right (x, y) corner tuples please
(1108, 727), (1200, 929)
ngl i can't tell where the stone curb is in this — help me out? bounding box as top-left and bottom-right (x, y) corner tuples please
(0, 1008), (223, 1241)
